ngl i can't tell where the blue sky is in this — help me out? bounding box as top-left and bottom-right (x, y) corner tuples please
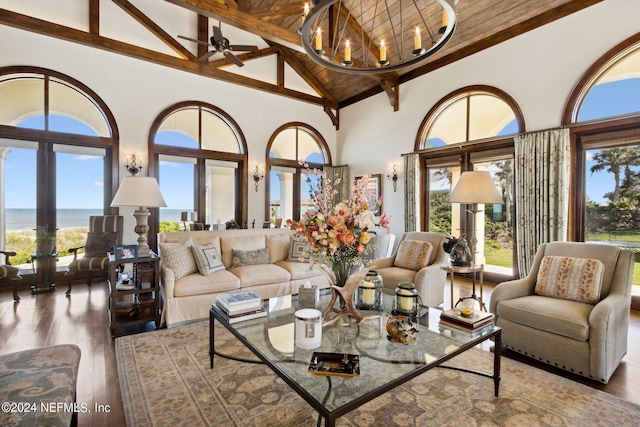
(5, 79), (640, 209)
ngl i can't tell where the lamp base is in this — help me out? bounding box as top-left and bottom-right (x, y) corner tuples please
(132, 207), (152, 258)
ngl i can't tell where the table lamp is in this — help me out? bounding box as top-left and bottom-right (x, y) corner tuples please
(111, 176), (167, 258)
(449, 171), (503, 265)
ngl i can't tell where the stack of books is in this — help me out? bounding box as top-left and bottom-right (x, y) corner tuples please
(214, 290), (266, 324)
(439, 308), (494, 335)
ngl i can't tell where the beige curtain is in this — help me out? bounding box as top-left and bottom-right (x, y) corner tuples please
(324, 165), (349, 205)
(514, 128), (570, 277)
(404, 154), (418, 232)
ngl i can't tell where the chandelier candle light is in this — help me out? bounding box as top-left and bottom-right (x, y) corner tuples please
(300, 0), (456, 74)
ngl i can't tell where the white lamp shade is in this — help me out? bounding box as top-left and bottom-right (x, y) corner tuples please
(110, 176), (167, 208)
(449, 171), (503, 204)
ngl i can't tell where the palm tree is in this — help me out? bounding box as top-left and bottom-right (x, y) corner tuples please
(590, 147), (638, 203)
(492, 160), (513, 223)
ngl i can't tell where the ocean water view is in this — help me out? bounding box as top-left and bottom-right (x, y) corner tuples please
(5, 209), (186, 230)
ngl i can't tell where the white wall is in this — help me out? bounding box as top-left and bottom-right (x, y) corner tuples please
(338, 0), (640, 238)
(0, 25), (337, 241)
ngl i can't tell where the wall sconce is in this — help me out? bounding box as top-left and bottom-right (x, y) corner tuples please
(253, 165), (264, 192)
(387, 164), (399, 192)
(125, 154), (143, 176)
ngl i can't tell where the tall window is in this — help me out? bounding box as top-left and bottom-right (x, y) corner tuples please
(564, 34), (640, 292)
(267, 123), (330, 223)
(150, 102), (247, 237)
(416, 86), (523, 281)
(0, 67), (117, 269)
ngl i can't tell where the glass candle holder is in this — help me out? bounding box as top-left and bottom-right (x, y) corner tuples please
(394, 282), (419, 317)
(356, 270), (383, 310)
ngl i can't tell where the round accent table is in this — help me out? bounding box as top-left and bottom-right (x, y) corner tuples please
(440, 262), (485, 311)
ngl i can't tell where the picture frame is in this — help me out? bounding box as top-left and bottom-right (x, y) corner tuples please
(355, 174), (382, 215)
(114, 244), (138, 260)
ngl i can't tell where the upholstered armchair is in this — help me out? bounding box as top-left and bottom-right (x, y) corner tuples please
(0, 249), (22, 301)
(372, 232), (448, 308)
(65, 215), (123, 295)
(490, 242), (634, 383)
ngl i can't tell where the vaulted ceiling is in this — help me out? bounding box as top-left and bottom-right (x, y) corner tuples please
(0, 0), (601, 128)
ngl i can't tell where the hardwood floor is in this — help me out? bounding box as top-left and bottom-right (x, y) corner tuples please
(1, 279), (639, 426)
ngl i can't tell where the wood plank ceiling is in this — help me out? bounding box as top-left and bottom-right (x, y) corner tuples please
(0, 0), (602, 128)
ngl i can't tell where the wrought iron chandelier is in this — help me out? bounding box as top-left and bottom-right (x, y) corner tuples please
(300, 0), (457, 74)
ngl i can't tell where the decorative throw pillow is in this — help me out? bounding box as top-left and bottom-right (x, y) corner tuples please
(535, 255), (604, 304)
(159, 236), (198, 279)
(231, 248), (270, 268)
(191, 244), (225, 276)
(288, 237), (311, 262)
(84, 232), (118, 257)
(393, 240), (433, 271)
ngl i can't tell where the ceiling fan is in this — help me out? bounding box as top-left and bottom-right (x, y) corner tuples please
(178, 22), (258, 67)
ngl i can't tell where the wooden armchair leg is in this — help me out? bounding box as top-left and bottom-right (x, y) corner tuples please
(66, 278), (72, 296)
(13, 284), (20, 302)
(88, 271), (93, 286)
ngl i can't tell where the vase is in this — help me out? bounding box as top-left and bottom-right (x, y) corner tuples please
(37, 242), (55, 255)
(331, 257), (356, 309)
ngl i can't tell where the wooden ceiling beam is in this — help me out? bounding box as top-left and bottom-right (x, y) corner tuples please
(197, 14), (209, 59)
(381, 79), (399, 112)
(207, 46), (279, 67)
(112, 0), (196, 61)
(271, 43), (338, 104)
(0, 8), (335, 108)
(252, 3), (306, 21)
(89, 0), (99, 35)
(164, 0), (305, 52)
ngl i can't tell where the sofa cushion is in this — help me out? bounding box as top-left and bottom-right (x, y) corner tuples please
(393, 240), (433, 271)
(85, 231), (118, 257)
(191, 244), (225, 276)
(230, 264), (291, 287)
(535, 256), (604, 304)
(495, 295), (593, 341)
(266, 234), (291, 263)
(232, 248), (270, 268)
(275, 260), (323, 280)
(287, 237), (311, 262)
(174, 269), (240, 297)
(221, 235), (266, 268)
(159, 236), (198, 280)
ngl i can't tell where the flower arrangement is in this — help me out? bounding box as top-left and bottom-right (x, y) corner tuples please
(286, 165), (390, 287)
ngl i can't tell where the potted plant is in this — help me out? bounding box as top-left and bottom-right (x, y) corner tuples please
(35, 225), (56, 255)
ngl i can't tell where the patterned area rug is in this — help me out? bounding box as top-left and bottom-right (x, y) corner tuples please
(116, 321), (640, 426)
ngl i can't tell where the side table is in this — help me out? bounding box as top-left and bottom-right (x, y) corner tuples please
(30, 252), (58, 294)
(440, 262), (485, 311)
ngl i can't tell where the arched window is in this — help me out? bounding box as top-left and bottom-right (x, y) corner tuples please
(416, 86), (524, 281)
(563, 33), (640, 293)
(266, 123), (331, 223)
(417, 86), (523, 150)
(149, 101), (248, 236)
(0, 67), (118, 269)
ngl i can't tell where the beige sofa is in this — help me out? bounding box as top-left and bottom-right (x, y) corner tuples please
(158, 228), (330, 327)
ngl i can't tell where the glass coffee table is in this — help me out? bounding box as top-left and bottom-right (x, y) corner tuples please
(209, 290), (501, 427)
